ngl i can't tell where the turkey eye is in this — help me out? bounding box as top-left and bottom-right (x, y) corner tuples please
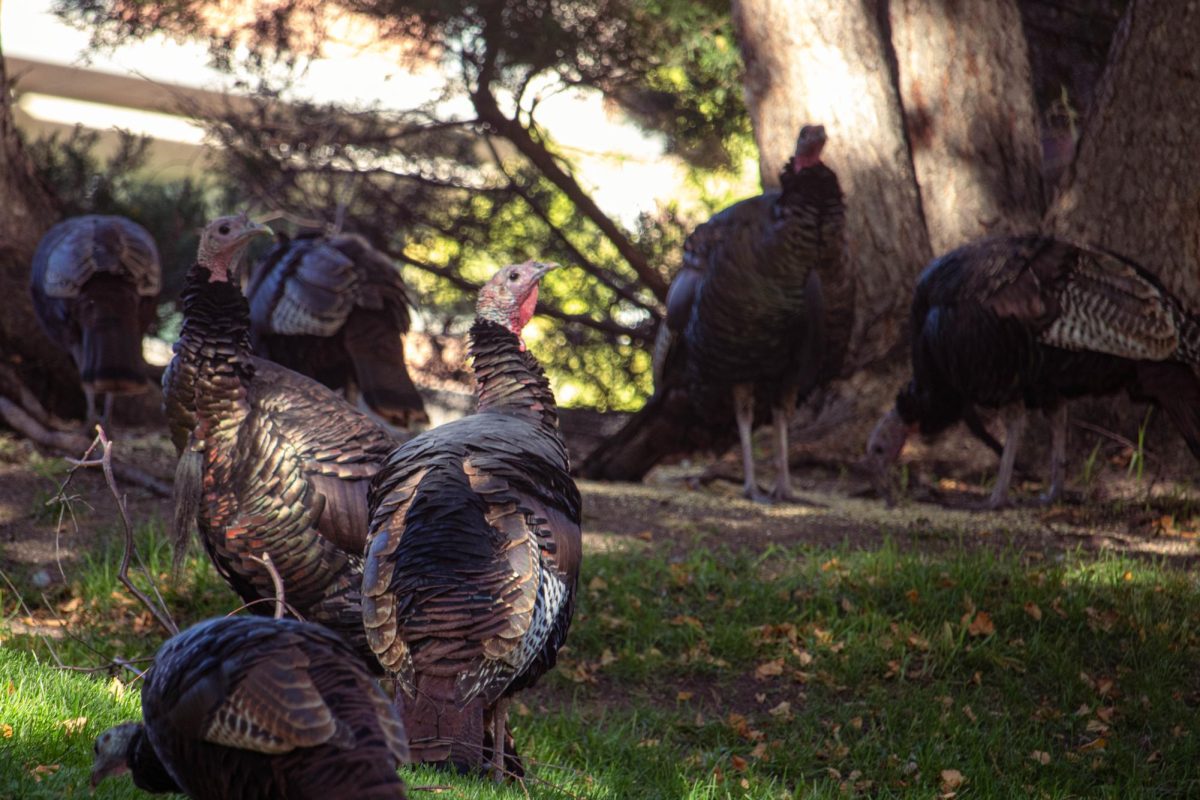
(218, 225), (230, 235)
(508, 270), (519, 281)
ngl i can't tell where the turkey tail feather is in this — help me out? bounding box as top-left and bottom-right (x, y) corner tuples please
(343, 310), (427, 427)
(171, 447), (203, 576)
(397, 674), (486, 772)
(77, 277), (147, 394)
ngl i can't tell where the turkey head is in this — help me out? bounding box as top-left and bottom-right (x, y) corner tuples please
(91, 722), (138, 786)
(197, 214), (271, 283)
(863, 407), (915, 505)
(790, 124), (827, 171)
(476, 260), (559, 350)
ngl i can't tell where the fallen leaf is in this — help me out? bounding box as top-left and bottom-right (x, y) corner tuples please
(587, 575), (608, 592)
(515, 701), (531, 717)
(731, 755), (748, 771)
(755, 659), (785, 680)
(749, 742), (768, 760)
(1096, 706), (1116, 723)
(1023, 602), (1042, 621)
(905, 589), (920, 604)
(796, 649), (814, 666)
(940, 769), (965, 791)
(29, 764), (60, 783)
(1079, 737), (1107, 752)
(676, 691), (694, 702)
(1031, 750), (1051, 765)
(599, 648), (617, 667)
(637, 738), (660, 748)
(966, 611), (995, 637)
(1, 724), (12, 738)
(55, 717), (87, 736)
(768, 701), (791, 718)
(669, 614), (703, 631)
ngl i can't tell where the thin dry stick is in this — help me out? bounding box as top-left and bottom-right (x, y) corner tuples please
(247, 553), (286, 620)
(82, 427), (179, 636)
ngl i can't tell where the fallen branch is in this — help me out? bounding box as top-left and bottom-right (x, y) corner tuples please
(0, 397), (171, 497)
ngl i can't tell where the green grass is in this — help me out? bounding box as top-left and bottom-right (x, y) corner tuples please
(5, 520), (1200, 798)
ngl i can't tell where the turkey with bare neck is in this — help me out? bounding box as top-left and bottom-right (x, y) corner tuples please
(163, 214), (398, 667)
(363, 261), (582, 779)
(581, 125), (851, 501)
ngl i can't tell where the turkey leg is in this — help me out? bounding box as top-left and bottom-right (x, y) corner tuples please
(1040, 405), (1068, 504)
(987, 407), (1027, 509)
(490, 696), (509, 781)
(733, 384), (765, 501)
(771, 401), (796, 503)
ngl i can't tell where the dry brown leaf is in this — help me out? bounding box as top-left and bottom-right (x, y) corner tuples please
(1079, 737), (1107, 752)
(940, 768), (966, 791)
(587, 575), (608, 592)
(55, 717), (87, 736)
(669, 614), (703, 631)
(29, 764), (60, 783)
(1031, 750), (1051, 765)
(768, 701), (791, 718)
(677, 691), (694, 702)
(599, 648), (617, 667)
(966, 611), (995, 637)
(731, 755), (748, 771)
(1023, 602), (1043, 621)
(637, 738), (660, 748)
(750, 742), (768, 760)
(1, 724), (12, 738)
(755, 659), (785, 680)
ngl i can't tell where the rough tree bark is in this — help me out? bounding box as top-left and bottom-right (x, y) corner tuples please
(0, 40), (77, 415)
(1049, 0), (1200, 309)
(890, 0), (1045, 254)
(731, 0), (932, 368)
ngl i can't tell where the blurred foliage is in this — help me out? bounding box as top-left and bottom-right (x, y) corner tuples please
(24, 127), (222, 331)
(52, 0), (758, 409)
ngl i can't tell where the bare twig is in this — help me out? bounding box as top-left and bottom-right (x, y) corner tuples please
(247, 553), (286, 620)
(88, 429), (177, 633)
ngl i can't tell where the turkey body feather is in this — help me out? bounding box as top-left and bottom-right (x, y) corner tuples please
(94, 616), (407, 799)
(583, 127), (851, 501)
(29, 215), (161, 416)
(247, 232), (428, 428)
(364, 268), (581, 777)
(164, 260), (398, 667)
(870, 235), (1200, 506)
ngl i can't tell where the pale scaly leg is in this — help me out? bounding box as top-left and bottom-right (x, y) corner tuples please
(770, 402), (796, 503)
(733, 384), (765, 502)
(100, 393), (115, 432)
(1039, 405), (1068, 505)
(987, 406), (1027, 509)
(84, 386), (98, 429)
(491, 696), (509, 782)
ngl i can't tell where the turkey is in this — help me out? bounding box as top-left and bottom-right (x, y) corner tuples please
(363, 261), (582, 779)
(90, 616), (408, 799)
(29, 214), (161, 423)
(164, 214), (399, 666)
(246, 231), (428, 429)
(580, 125), (852, 501)
(865, 235), (1200, 507)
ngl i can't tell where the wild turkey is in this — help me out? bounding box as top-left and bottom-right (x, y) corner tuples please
(363, 261), (582, 778)
(29, 214), (161, 423)
(246, 231), (428, 428)
(580, 125), (852, 501)
(90, 616), (408, 799)
(865, 235), (1200, 507)
(163, 214), (398, 666)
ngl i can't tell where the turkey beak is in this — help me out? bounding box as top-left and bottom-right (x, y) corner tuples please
(531, 261), (560, 281)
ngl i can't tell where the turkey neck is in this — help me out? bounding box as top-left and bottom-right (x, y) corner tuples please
(177, 265), (256, 436)
(127, 724), (181, 793)
(775, 163), (846, 277)
(469, 318), (558, 430)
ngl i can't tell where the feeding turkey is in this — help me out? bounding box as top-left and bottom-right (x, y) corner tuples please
(164, 213), (399, 667)
(580, 124), (852, 502)
(865, 235), (1200, 508)
(363, 260), (582, 779)
(247, 231), (429, 430)
(91, 616), (409, 799)
(29, 214), (161, 425)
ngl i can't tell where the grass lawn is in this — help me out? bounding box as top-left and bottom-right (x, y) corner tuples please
(4, 512), (1200, 798)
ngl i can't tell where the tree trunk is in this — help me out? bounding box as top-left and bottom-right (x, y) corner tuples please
(890, 0), (1045, 254)
(0, 41), (77, 415)
(731, 0), (931, 367)
(1048, 0), (1200, 309)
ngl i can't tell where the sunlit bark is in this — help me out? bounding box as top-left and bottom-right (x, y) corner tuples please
(1049, 0), (1200, 308)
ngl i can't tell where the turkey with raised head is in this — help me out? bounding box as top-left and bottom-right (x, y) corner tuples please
(91, 616), (408, 799)
(363, 261), (582, 779)
(247, 231), (428, 429)
(865, 235), (1200, 507)
(163, 214), (399, 666)
(581, 125), (852, 501)
(30, 214), (161, 423)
